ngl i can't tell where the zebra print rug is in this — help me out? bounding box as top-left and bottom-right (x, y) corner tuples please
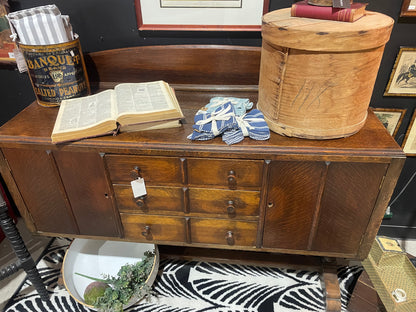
(4, 238), (362, 312)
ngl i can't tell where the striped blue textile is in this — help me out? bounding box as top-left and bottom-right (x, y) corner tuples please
(187, 102), (238, 141)
(205, 97), (253, 116)
(222, 109), (270, 145)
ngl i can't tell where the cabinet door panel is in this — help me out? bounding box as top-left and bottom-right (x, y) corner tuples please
(311, 162), (388, 254)
(263, 161), (326, 250)
(53, 151), (120, 237)
(2, 148), (77, 234)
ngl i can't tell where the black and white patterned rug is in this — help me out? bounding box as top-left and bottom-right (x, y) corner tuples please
(4, 238), (363, 312)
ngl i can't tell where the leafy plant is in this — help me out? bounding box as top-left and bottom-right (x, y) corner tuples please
(75, 250), (155, 312)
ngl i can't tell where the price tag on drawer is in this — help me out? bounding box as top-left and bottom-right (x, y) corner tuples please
(131, 178), (147, 198)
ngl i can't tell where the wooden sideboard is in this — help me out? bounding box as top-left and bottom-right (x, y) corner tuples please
(0, 45), (405, 263)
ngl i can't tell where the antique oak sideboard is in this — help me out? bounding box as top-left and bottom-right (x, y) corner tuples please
(0, 46), (405, 308)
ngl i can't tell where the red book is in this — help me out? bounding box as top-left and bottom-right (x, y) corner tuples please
(291, 1), (368, 22)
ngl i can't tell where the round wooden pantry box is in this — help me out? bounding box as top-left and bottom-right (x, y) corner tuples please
(257, 8), (394, 139)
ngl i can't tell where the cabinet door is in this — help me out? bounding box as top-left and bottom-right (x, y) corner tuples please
(263, 161), (327, 250)
(53, 151), (121, 237)
(311, 162), (388, 255)
(2, 148), (78, 234)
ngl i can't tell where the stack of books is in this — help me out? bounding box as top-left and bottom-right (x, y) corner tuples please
(291, 0), (368, 22)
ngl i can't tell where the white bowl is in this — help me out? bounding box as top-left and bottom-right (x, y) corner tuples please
(62, 239), (159, 310)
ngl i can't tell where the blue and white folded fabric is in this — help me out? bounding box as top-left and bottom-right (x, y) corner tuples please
(205, 97), (253, 116)
(187, 102), (238, 141)
(222, 109), (270, 145)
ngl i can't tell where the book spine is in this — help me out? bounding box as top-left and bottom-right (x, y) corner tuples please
(291, 3), (356, 22)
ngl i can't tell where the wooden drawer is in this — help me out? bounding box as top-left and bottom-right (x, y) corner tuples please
(121, 214), (186, 242)
(189, 188), (260, 218)
(105, 155), (183, 184)
(190, 218), (258, 247)
(187, 158), (263, 189)
(114, 184), (184, 214)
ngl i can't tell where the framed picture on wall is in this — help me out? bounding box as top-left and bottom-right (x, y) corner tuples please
(403, 110), (416, 156)
(400, 0), (416, 17)
(385, 47), (416, 96)
(135, 0), (270, 31)
(372, 108), (406, 137)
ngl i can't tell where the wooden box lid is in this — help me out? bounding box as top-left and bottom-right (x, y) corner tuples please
(262, 8), (394, 52)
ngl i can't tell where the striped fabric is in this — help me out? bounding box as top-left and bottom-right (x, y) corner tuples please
(7, 5), (73, 45)
(222, 109), (270, 145)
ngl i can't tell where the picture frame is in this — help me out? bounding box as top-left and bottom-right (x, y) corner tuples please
(400, 0), (416, 17)
(0, 0), (15, 64)
(372, 108), (407, 137)
(385, 47), (416, 97)
(135, 0), (270, 31)
(402, 109), (416, 156)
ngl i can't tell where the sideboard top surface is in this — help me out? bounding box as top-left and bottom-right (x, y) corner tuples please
(0, 45), (405, 159)
(0, 88), (405, 160)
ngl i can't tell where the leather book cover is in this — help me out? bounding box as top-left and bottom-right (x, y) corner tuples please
(291, 1), (367, 22)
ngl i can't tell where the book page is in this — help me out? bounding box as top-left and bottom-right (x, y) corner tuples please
(114, 81), (174, 116)
(53, 89), (116, 133)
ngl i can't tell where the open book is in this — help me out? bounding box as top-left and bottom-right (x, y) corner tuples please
(51, 80), (184, 143)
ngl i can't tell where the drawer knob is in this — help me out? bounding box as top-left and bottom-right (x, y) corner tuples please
(228, 170), (237, 190)
(225, 231), (234, 245)
(227, 200), (235, 214)
(141, 225), (151, 237)
(130, 166), (142, 180)
(135, 196), (146, 208)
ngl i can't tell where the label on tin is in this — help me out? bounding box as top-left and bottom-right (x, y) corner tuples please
(21, 40), (90, 105)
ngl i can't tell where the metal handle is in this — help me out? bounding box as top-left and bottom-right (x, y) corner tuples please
(225, 231), (234, 245)
(227, 170), (237, 190)
(130, 166), (141, 180)
(227, 200), (235, 214)
(135, 196), (146, 208)
(141, 225), (151, 237)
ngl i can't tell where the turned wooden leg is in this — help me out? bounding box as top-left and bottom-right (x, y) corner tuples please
(0, 193), (49, 301)
(321, 259), (342, 312)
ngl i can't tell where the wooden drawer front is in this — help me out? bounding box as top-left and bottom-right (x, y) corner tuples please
(114, 184), (183, 214)
(190, 219), (257, 247)
(189, 188), (260, 218)
(187, 158), (263, 189)
(121, 214), (186, 242)
(105, 155), (182, 184)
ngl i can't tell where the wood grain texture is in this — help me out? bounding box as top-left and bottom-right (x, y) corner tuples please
(0, 45), (405, 261)
(1, 148), (78, 234)
(52, 150), (121, 237)
(114, 184), (184, 215)
(263, 161), (327, 250)
(312, 162), (389, 257)
(121, 213), (186, 243)
(259, 9), (393, 139)
(262, 8), (394, 52)
(188, 188), (260, 219)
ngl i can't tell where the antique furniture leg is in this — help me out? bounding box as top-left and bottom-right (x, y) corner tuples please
(0, 191), (49, 301)
(321, 258), (342, 312)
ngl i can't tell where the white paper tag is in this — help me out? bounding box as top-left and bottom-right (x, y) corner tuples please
(13, 48), (28, 73)
(131, 178), (147, 198)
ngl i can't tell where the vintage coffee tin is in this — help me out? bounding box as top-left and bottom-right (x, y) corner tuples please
(19, 37), (90, 107)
